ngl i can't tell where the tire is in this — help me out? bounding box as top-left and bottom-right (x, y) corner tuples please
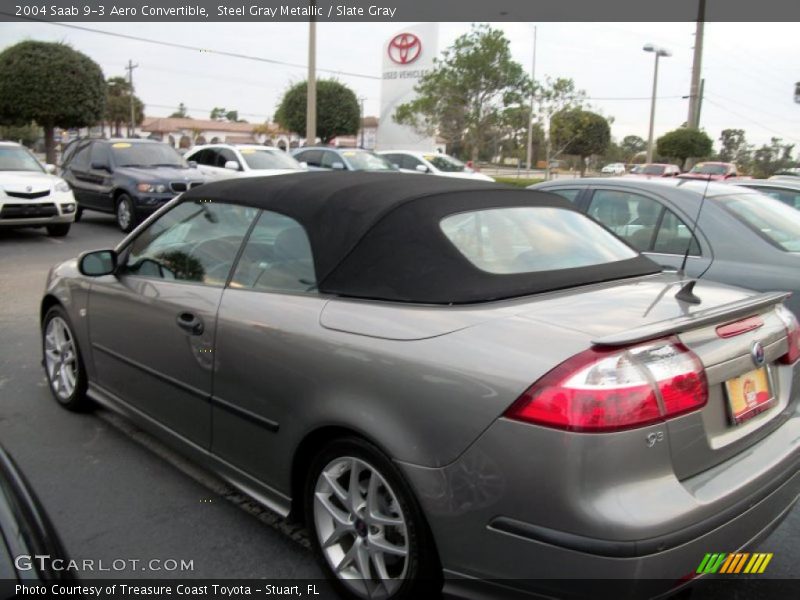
(46, 223), (70, 237)
(42, 306), (91, 412)
(305, 437), (442, 600)
(115, 193), (137, 233)
(74, 206), (83, 222)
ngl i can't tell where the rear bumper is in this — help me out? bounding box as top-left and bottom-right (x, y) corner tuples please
(401, 407), (800, 594)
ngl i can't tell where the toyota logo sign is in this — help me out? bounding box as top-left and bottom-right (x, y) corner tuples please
(388, 33), (422, 65)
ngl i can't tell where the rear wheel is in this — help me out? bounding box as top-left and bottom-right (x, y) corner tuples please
(42, 307), (90, 411)
(116, 193), (137, 233)
(46, 223), (70, 237)
(305, 437), (441, 600)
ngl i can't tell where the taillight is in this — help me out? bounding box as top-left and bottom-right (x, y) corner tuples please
(505, 337), (708, 432)
(775, 305), (800, 364)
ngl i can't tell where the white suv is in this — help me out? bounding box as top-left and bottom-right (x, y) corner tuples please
(185, 144), (304, 181)
(0, 141), (76, 236)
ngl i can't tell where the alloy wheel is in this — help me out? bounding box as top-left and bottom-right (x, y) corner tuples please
(44, 316), (78, 400)
(117, 198), (132, 231)
(313, 456), (409, 599)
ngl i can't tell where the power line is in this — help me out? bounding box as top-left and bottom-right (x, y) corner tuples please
(702, 97), (800, 145)
(587, 95), (684, 101)
(147, 104), (271, 119)
(1, 13), (381, 80)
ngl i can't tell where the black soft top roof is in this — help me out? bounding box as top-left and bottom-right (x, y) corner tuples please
(183, 172), (659, 303)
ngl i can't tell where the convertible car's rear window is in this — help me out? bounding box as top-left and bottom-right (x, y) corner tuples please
(440, 207), (638, 274)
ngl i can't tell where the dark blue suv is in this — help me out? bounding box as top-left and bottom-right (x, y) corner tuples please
(61, 138), (205, 231)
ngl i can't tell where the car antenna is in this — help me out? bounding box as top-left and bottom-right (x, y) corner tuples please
(675, 173), (713, 305)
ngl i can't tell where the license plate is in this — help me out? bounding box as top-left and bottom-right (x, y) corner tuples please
(724, 367), (774, 425)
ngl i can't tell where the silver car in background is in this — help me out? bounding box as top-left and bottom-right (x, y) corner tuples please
(533, 177), (800, 319)
(41, 173), (800, 599)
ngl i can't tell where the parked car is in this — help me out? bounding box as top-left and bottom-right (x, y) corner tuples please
(185, 144), (304, 181)
(627, 163), (681, 178)
(378, 150), (494, 181)
(532, 177), (800, 317)
(678, 161), (738, 181)
(730, 178), (800, 210)
(291, 147), (398, 172)
(60, 138), (205, 232)
(600, 162), (626, 175)
(0, 141), (76, 236)
(0, 444), (73, 593)
(42, 172), (800, 600)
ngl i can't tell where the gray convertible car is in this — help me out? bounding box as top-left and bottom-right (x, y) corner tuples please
(41, 173), (800, 599)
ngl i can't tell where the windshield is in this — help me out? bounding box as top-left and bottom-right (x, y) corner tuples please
(424, 154), (466, 172)
(0, 146), (44, 172)
(642, 165), (666, 175)
(718, 193), (800, 252)
(111, 142), (186, 168)
(239, 148), (301, 170)
(440, 207), (638, 274)
(691, 163), (727, 175)
(341, 150), (396, 171)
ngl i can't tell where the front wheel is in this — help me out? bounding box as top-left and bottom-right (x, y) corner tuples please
(116, 194), (137, 233)
(42, 307), (91, 411)
(305, 437), (441, 600)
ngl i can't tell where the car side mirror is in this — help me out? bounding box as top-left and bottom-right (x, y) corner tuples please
(91, 161), (111, 172)
(299, 161), (308, 169)
(415, 164), (429, 173)
(78, 249), (118, 277)
(224, 160), (241, 171)
(45, 163), (57, 174)
(187, 160), (198, 169)
(331, 162), (345, 170)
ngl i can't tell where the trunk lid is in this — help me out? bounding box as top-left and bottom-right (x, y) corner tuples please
(515, 274), (795, 480)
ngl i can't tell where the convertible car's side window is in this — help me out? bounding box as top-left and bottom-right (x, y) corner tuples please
(124, 200), (257, 287)
(230, 211), (316, 293)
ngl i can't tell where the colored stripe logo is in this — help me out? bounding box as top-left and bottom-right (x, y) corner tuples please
(696, 553), (773, 574)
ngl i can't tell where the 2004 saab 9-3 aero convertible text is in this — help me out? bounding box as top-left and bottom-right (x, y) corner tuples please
(40, 173), (800, 599)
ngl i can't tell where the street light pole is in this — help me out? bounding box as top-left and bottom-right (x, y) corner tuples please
(525, 26), (537, 173)
(643, 44), (671, 163)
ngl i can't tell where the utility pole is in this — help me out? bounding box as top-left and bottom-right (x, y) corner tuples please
(359, 97), (365, 148)
(305, 5), (317, 146)
(125, 59), (139, 138)
(525, 26), (537, 173)
(687, 0), (705, 129)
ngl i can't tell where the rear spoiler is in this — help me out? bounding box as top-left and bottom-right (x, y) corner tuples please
(592, 291), (790, 347)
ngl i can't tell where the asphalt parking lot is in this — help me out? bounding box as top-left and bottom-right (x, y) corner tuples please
(0, 214), (798, 594)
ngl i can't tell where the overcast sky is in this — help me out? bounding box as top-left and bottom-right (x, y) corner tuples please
(1, 20), (798, 149)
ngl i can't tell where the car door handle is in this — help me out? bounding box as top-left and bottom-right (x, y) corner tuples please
(176, 312), (204, 335)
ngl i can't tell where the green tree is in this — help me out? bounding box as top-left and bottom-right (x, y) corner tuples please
(717, 128), (753, 173)
(620, 135), (646, 162)
(169, 102), (189, 118)
(550, 108), (611, 175)
(105, 76), (144, 137)
(275, 79), (360, 144)
(394, 24), (529, 161)
(656, 128), (713, 170)
(210, 107), (227, 121)
(0, 122), (41, 147)
(751, 137), (795, 178)
(0, 41), (105, 163)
